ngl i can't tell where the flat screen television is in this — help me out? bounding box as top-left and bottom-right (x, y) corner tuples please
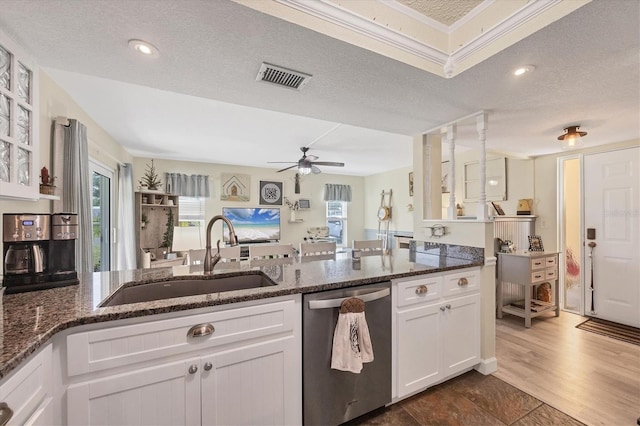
(222, 207), (281, 244)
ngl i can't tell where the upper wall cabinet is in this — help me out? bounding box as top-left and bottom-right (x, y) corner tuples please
(0, 29), (39, 200)
(464, 157), (506, 202)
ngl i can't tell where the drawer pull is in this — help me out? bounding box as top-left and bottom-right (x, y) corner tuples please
(458, 277), (469, 286)
(0, 403), (13, 426)
(204, 362), (213, 371)
(188, 364), (198, 375)
(415, 285), (428, 295)
(187, 323), (215, 338)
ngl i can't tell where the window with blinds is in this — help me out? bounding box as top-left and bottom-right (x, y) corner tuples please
(178, 196), (205, 226)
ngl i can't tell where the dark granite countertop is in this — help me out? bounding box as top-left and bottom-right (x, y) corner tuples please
(0, 247), (483, 379)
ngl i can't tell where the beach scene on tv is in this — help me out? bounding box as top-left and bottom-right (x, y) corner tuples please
(223, 207), (281, 243)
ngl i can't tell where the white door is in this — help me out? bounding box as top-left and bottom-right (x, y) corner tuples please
(441, 293), (480, 377)
(67, 358), (200, 426)
(584, 147), (640, 327)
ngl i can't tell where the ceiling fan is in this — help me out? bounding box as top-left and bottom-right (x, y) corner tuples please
(269, 147), (345, 175)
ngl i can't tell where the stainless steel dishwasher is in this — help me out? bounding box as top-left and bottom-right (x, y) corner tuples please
(303, 282), (391, 425)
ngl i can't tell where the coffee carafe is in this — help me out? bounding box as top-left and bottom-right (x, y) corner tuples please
(2, 214), (50, 292)
(4, 244), (31, 274)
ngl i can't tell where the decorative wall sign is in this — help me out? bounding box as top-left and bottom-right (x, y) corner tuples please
(259, 180), (283, 205)
(528, 235), (544, 251)
(298, 198), (310, 209)
(221, 173), (250, 201)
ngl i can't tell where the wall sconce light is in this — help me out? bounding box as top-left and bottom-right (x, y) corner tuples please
(558, 125), (587, 150)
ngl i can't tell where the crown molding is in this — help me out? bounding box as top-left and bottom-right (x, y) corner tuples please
(274, 0), (573, 78)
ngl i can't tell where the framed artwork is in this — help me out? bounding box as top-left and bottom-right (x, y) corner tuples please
(409, 172), (414, 196)
(298, 198), (311, 209)
(441, 161), (450, 193)
(528, 235), (544, 251)
(220, 173), (250, 201)
(491, 201), (505, 216)
(259, 180), (283, 205)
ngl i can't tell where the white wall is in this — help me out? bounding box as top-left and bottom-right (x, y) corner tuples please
(363, 165), (414, 236)
(533, 138), (640, 252)
(132, 157), (365, 248)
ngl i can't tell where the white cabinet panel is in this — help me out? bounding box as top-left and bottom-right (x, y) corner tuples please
(67, 358), (200, 426)
(441, 293), (480, 376)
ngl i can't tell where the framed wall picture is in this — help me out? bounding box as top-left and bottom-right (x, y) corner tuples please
(528, 235), (544, 251)
(491, 201), (505, 216)
(298, 198), (310, 209)
(409, 172), (414, 196)
(259, 181), (283, 205)
(221, 173), (250, 201)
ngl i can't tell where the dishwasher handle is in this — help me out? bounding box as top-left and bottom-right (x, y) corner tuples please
(308, 287), (390, 310)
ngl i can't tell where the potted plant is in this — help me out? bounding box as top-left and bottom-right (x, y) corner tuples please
(39, 166), (56, 195)
(139, 159), (162, 191)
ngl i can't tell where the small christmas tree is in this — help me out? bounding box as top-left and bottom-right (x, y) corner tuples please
(140, 159), (162, 190)
(161, 209), (174, 251)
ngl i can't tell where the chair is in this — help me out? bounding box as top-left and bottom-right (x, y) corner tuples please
(299, 241), (336, 256)
(249, 244), (293, 260)
(188, 246), (241, 265)
(187, 249), (206, 266)
(352, 239), (383, 253)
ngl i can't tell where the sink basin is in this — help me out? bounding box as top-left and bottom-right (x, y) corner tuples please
(99, 272), (277, 307)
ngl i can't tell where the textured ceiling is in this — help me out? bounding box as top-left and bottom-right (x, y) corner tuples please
(0, 0), (637, 176)
(395, 0), (484, 26)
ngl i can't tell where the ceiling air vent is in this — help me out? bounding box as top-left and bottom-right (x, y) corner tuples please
(256, 62), (312, 90)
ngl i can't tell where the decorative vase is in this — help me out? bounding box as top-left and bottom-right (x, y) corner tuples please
(290, 210), (296, 222)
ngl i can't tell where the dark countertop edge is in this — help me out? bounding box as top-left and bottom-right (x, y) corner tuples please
(0, 261), (482, 379)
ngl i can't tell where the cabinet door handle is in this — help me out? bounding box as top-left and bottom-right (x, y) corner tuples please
(415, 285), (428, 295)
(446, 304), (451, 310)
(188, 364), (198, 374)
(204, 362), (213, 371)
(187, 323), (215, 338)
(440, 306), (446, 311)
(0, 402), (13, 426)
(458, 277), (469, 286)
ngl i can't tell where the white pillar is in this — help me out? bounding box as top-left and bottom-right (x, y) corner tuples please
(445, 124), (456, 220)
(476, 114), (489, 220)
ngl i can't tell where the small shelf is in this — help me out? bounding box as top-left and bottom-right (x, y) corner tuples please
(288, 219), (304, 223)
(142, 203), (177, 207)
(39, 194), (60, 200)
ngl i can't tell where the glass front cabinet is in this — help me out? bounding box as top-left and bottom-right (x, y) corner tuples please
(0, 29), (39, 199)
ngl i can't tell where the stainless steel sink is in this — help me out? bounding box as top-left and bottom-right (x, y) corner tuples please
(99, 272), (277, 307)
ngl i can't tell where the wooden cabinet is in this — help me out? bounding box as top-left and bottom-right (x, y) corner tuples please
(393, 268), (480, 399)
(0, 345), (52, 426)
(497, 252), (560, 327)
(65, 297), (301, 425)
(0, 29), (39, 200)
(135, 191), (179, 267)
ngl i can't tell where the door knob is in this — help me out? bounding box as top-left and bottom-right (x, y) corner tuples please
(446, 304), (451, 310)
(204, 362), (213, 371)
(188, 364), (198, 374)
(440, 306), (446, 311)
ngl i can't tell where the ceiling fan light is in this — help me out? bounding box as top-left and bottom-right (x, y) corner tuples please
(298, 165), (311, 175)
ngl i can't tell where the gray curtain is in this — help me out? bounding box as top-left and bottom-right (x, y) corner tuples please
(165, 173), (209, 197)
(323, 184), (352, 202)
(58, 119), (92, 273)
(117, 163), (136, 270)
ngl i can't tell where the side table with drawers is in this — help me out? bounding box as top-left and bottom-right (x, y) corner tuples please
(497, 251), (560, 327)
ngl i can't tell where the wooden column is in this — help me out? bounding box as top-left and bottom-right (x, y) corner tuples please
(476, 114), (488, 220)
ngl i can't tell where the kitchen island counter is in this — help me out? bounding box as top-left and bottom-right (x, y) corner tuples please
(0, 246), (483, 378)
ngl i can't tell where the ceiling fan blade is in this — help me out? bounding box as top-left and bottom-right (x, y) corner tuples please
(307, 155), (319, 161)
(267, 161), (296, 164)
(311, 165), (322, 174)
(311, 161), (344, 167)
(276, 165), (298, 173)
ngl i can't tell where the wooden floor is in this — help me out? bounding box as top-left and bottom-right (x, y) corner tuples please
(494, 311), (640, 426)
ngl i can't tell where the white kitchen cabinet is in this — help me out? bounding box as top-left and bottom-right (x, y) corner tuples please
(65, 296), (301, 426)
(67, 357), (201, 426)
(0, 344), (52, 426)
(393, 268), (480, 399)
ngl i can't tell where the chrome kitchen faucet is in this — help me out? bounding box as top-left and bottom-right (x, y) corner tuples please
(204, 215), (238, 274)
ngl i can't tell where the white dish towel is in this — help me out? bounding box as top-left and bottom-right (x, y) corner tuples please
(331, 311), (374, 373)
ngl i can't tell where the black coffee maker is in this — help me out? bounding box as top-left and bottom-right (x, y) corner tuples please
(2, 213), (79, 293)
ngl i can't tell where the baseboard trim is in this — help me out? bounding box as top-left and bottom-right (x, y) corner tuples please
(475, 357), (498, 375)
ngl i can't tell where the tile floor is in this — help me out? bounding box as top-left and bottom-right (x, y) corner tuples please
(346, 371), (584, 426)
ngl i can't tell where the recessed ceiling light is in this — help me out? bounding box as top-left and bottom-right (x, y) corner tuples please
(128, 39), (159, 57)
(513, 65), (535, 76)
